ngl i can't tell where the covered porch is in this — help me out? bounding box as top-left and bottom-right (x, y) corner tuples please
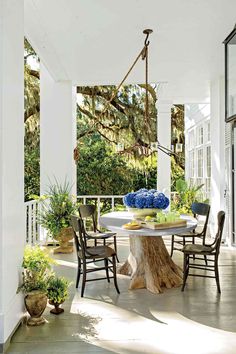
(1, 0), (236, 352)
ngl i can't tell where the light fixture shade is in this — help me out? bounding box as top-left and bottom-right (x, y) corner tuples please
(175, 143), (183, 153)
(150, 142), (158, 151)
(116, 143), (124, 152)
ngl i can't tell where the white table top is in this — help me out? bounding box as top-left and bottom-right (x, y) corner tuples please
(100, 211), (197, 236)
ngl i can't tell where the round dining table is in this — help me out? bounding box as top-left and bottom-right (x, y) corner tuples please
(100, 211), (197, 294)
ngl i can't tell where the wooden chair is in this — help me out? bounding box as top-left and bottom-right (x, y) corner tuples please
(170, 202), (210, 257)
(181, 211), (225, 293)
(79, 204), (119, 262)
(70, 215), (120, 297)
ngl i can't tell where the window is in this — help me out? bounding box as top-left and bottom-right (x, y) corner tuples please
(206, 146), (211, 177)
(186, 121), (211, 203)
(197, 149), (203, 177)
(188, 129), (195, 150)
(196, 126), (203, 145)
(206, 122), (210, 143)
(189, 150), (195, 177)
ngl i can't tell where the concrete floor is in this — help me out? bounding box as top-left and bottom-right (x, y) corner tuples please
(6, 236), (236, 354)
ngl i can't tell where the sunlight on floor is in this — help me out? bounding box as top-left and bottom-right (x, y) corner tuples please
(70, 297), (236, 354)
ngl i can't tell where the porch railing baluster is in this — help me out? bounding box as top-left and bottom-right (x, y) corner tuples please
(25, 193), (176, 245)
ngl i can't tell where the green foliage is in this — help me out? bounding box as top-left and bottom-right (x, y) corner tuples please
(18, 246), (55, 294)
(171, 105), (185, 190)
(22, 245), (55, 272)
(25, 144), (40, 201)
(47, 276), (71, 303)
(171, 157), (185, 191)
(172, 178), (204, 214)
(77, 84), (157, 160)
(24, 38), (40, 201)
(39, 181), (78, 239)
(77, 134), (156, 195)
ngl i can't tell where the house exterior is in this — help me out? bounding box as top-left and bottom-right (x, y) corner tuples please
(1, 0), (236, 351)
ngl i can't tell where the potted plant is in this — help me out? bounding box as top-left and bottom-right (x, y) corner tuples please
(172, 178), (206, 214)
(18, 246), (54, 326)
(39, 180), (78, 253)
(47, 276), (71, 315)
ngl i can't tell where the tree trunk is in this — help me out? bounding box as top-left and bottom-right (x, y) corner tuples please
(118, 235), (182, 294)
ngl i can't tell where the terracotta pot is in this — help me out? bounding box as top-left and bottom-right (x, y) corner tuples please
(24, 290), (47, 326)
(53, 227), (74, 254)
(49, 300), (65, 315)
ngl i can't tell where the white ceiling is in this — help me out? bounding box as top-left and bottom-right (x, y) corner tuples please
(24, 0), (236, 103)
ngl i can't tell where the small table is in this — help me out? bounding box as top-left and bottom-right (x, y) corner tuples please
(100, 211), (197, 294)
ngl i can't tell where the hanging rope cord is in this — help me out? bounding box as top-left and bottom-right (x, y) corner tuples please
(94, 41), (150, 122)
(94, 30), (177, 157)
(74, 30), (177, 161)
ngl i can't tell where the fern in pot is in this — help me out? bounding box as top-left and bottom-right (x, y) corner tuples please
(39, 180), (78, 253)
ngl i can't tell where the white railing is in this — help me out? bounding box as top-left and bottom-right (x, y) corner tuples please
(77, 195), (125, 226)
(25, 199), (41, 245)
(25, 193), (177, 245)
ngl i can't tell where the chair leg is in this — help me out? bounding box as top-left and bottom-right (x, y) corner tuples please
(204, 255), (208, 266)
(76, 258), (81, 288)
(170, 235), (175, 257)
(104, 258), (110, 283)
(215, 257), (221, 294)
(81, 261), (87, 297)
(181, 254), (189, 291)
(112, 255), (120, 294)
(113, 236), (120, 263)
(191, 237), (196, 260)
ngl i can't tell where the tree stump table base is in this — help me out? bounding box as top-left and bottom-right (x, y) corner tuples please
(118, 235), (182, 294)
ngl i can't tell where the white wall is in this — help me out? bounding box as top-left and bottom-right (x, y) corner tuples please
(0, 0), (25, 345)
(40, 63), (77, 196)
(210, 78), (226, 238)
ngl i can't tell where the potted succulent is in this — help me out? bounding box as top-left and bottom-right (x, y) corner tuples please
(18, 246), (54, 326)
(47, 276), (71, 315)
(39, 180), (78, 253)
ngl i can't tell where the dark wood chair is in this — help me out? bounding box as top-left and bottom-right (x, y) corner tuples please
(79, 204), (119, 262)
(181, 210), (225, 293)
(70, 215), (120, 297)
(170, 202), (210, 257)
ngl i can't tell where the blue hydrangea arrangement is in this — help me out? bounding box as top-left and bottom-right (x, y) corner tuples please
(123, 189), (169, 210)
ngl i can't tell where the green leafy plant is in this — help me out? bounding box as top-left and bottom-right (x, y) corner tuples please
(47, 276), (71, 303)
(39, 180), (78, 239)
(172, 178), (205, 214)
(18, 246), (55, 294)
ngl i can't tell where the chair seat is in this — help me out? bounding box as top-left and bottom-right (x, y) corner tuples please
(182, 244), (213, 254)
(78, 245), (116, 259)
(175, 231), (201, 237)
(86, 231), (116, 239)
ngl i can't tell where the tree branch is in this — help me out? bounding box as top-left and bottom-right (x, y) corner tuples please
(24, 103), (40, 123)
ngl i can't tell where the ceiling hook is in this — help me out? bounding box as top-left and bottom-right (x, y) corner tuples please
(143, 29), (153, 46)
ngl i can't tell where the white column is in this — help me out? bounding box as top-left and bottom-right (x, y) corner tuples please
(156, 100), (172, 199)
(0, 0), (25, 347)
(40, 64), (77, 196)
(210, 78), (225, 237)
